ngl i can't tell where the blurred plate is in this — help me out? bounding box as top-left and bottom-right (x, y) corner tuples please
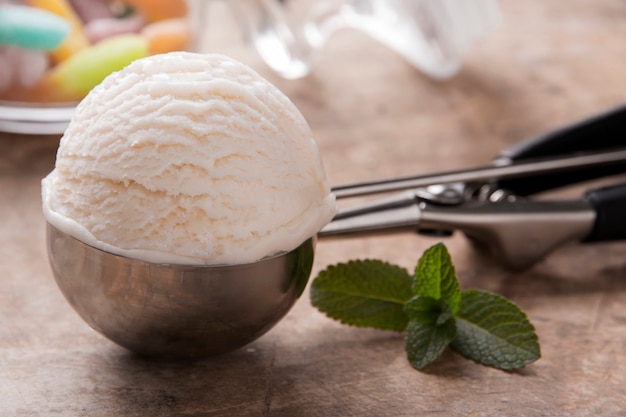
(0, 101), (76, 135)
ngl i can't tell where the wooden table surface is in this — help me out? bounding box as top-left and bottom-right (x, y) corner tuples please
(2, 1), (626, 415)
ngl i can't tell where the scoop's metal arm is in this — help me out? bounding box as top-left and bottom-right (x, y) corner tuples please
(331, 148), (626, 199)
(334, 103), (626, 199)
(320, 182), (626, 269)
(496, 102), (626, 196)
(419, 200), (595, 270)
(319, 193), (596, 269)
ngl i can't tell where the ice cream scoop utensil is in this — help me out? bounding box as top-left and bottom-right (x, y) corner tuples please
(45, 103), (625, 358)
(322, 104), (626, 269)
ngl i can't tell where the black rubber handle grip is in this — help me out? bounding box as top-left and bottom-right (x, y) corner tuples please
(583, 183), (626, 242)
(496, 103), (626, 196)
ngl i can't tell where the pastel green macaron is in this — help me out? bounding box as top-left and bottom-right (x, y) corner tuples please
(46, 34), (148, 99)
(0, 5), (70, 50)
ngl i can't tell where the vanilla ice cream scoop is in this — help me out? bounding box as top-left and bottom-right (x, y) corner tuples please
(42, 52), (336, 265)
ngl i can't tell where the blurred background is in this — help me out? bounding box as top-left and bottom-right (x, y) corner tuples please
(2, 1), (626, 415)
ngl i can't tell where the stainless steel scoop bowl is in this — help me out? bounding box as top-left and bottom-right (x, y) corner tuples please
(46, 223), (314, 358)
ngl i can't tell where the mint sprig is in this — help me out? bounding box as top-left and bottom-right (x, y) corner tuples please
(310, 243), (540, 371)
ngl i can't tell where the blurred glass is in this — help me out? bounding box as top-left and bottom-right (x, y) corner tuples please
(191, 0), (501, 80)
(0, 0), (500, 134)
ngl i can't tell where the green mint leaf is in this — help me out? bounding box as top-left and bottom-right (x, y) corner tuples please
(451, 289), (541, 370)
(413, 243), (461, 314)
(404, 296), (456, 370)
(310, 260), (414, 331)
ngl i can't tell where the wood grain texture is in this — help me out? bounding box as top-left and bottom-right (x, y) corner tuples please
(1, 0), (626, 415)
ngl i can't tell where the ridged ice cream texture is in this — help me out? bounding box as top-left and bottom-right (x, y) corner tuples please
(42, 52), (336, 265)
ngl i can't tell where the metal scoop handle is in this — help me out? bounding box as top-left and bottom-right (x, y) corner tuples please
(496, 103), (626, 196)
(332, 148), (626, 199)
(333, 103), (626, 199)
(321, 183), (626, 269)
(323, 105), (626, 269)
